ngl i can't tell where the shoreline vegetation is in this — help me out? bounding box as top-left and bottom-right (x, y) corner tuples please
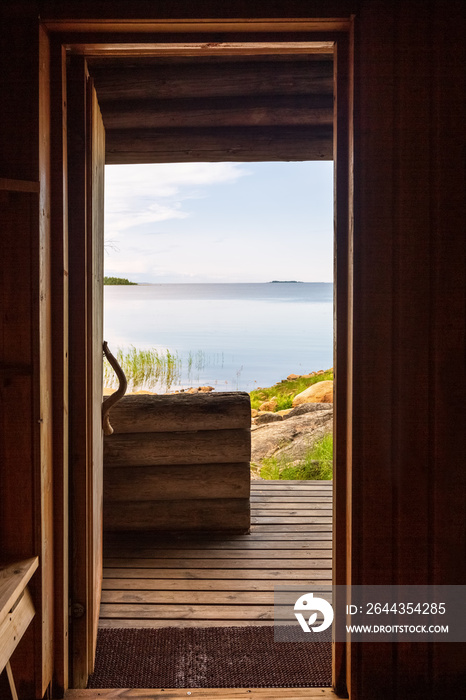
(259, 433), (333, 481)
(250, 369), (333, 411)
(103, 346), (333, 481)
(103, 276), (137, 285)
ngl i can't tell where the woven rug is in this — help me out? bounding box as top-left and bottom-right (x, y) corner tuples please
(87, 627), (331, 688)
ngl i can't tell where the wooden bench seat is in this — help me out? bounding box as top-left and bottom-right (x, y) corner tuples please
(0, 558), (38, 700)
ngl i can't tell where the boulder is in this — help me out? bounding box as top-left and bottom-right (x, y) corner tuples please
(287, 402), (333, 418)
(292, 380), (333, 406)
(259, 398), (278, 412)
(251, 408), (333, 464)
(287, 373), (300, 380)
(254, 412), (284, 426)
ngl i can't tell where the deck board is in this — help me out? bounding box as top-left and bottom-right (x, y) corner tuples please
(100, 480), (333, 628)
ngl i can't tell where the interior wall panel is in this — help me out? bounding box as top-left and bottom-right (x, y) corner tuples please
(352, 2), (466, 698)
(0, 5), (54, 698)
(350, 2), (396, 696)
(429, 1), (466, 697)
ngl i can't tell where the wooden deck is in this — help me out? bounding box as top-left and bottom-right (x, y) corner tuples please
(101, 480), (332, 628)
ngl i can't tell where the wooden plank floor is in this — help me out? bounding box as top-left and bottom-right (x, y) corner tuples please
(101, 480), (333, 628)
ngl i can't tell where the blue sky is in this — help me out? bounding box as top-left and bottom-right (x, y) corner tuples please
(104, 161), (334, 283)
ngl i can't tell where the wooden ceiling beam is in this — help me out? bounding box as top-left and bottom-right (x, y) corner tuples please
(90, 60), (333, 101)
(105, 125), (333, 164)
(99, 95), (333, 130)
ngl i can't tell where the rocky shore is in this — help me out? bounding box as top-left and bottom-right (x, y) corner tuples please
(250, 376), (334, 479)
(104, 370), (334, 481)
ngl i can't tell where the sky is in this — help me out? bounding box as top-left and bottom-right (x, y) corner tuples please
(104, 161), (334, 284)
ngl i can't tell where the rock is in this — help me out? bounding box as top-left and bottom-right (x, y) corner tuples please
(292, 380), (333, 406)
(251, 408), (259, 418)
(251, 409), (333, 464)
(301, 372), (316, 378)
(287, 402), (333, 418)
(287, 373), (300, 380)
(276, 408), (293, 417)
(254, 412), (284, 426)
(259, 398), (278, 412)
(199, 386), (214, 392)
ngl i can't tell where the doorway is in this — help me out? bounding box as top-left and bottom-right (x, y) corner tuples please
(49, 24), (352, 697)
(94, 158), (334, 687)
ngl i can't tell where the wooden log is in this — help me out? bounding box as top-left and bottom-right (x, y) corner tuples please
(104, 463), (250, 501)
(101, 94), (333, 129)
(104, 428), (251, 467)
(90, 59), (333, 101)
(105, 125), (333, 164)
(104, 498), (250, 532)
(107, 392), (251, 433)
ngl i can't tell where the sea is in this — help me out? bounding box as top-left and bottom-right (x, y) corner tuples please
(104, 282), (333, 393)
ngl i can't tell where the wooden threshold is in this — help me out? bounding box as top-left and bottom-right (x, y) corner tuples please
(65, 688), (338, 699)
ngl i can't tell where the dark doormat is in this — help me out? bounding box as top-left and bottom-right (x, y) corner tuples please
(87, 627), (331, 688)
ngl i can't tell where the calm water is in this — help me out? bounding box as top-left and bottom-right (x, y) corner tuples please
(104, 283), (333, 392)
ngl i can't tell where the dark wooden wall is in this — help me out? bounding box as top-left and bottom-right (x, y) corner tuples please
(0, 4), (54, 699)
(350, 2), (466, 698)
(1, 1), (465, 698)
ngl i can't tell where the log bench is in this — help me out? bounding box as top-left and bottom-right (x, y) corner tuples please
(103, 392), (251, 534)
(0, 558), (38, 700)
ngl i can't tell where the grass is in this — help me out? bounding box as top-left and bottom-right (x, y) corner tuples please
(104, 345), (181, 392)
(250, 369), (333, 411)
(260, 433), (333, 480)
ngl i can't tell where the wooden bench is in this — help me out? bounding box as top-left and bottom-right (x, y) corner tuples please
(0, 558), (38, 700)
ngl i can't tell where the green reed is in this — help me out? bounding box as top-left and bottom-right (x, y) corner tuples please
(104, 345), (182, 392)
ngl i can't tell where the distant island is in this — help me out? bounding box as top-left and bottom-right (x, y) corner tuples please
(103, 276), (137, 285)
(269, 280), (303, 283)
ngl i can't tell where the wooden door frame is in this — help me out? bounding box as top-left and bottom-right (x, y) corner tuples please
(65, 54), (106, 688)
(47, 17), (354, 697)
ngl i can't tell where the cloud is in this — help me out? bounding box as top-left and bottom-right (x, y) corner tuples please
(104, 162), (250, 236)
